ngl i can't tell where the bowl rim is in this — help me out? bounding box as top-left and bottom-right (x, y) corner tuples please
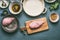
(9, 2), (22, 15)
(49, 12), (59, 23)
(1, 15), (19, 33)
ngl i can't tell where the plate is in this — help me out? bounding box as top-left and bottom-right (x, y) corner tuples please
(23, 0), (45, 17)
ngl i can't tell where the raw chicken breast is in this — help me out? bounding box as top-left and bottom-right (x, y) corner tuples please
(2, 17), (15, 26)
(29, 21), (44, 29)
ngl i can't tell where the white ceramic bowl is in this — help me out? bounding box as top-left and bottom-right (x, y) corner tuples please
(49, 12), (59, 23)
(2, 15), (18, 33)
(9, 2), (22, 15)
(0, 0), (9, 8)
(45, 0), (56, 3)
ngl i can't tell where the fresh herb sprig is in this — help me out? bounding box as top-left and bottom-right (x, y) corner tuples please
(49, 0), (60, 11)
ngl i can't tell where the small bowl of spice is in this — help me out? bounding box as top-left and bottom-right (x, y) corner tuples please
(49, 12), (59, 23)
(0, 0), (9, 8)
(9, 2), (22, 15)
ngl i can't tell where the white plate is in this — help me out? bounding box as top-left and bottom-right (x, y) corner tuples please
(9, 2), (22, 15)
(23, 0), (45, 16)
(0, 0), (9, 8)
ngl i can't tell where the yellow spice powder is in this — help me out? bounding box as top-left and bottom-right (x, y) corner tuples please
(51, 13), (57, 20)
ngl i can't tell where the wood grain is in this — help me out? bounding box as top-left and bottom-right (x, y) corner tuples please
(26, 17), (49, 34)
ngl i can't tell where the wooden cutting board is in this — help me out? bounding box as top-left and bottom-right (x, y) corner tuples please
(26, 17), (49, 34)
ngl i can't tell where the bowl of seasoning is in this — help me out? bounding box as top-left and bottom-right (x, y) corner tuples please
(0, 0), (9, 8)
(1, 15), (19, 33)
(49, 12), (59, 23)
(9, 2), (22, 15)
